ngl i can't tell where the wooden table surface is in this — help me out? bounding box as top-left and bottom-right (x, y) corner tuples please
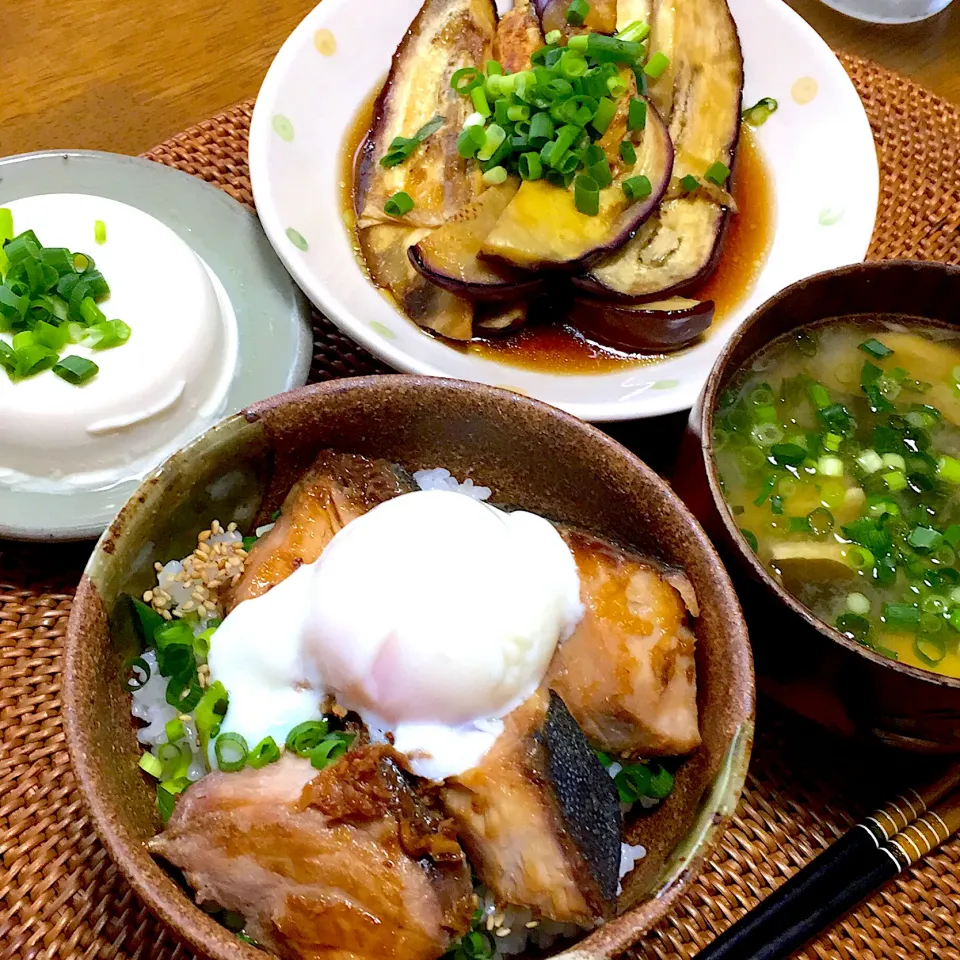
(1, 0), (958, 159)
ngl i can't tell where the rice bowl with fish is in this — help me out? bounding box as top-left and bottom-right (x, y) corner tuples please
(125, 453), (702, 958)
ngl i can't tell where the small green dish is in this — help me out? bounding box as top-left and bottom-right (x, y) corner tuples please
(0, 150), (312, 541)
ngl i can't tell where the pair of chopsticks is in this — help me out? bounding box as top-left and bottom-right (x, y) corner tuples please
(695, 765), (960, 960)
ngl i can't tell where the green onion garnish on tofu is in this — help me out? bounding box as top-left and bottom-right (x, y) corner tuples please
(0, 208), (129, 384)
(54, 355), (99, 385)
(95, 219), (107, 244)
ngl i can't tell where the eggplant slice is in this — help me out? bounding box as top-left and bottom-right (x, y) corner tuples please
(535, 0), (618, 37)
(569, 295), (714, 352)
(576, 0), (743, 301)
(360, 224), (476, 339)
(442, 689), (621, 925)
(474, 299), (531, 334)
(357, 0), (497, 229)
(150, 751), (474, 960)
(495, 0), (544, 73)
(480, 91), (674, 272)
(409, 181), (544, 301)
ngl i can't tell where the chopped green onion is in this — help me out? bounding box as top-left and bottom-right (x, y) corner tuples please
(519, 152), (544, 180)
(617, 20), (651, 43)
(823, 433), (843, 452)
(859, 338), (893, 359)
(477, 124), (507, 162)
(384, 192), (415, 218)
(883, 603), (920, 630)
(471, 86), (491, 117)
(165, 674), (203, 712)
(486, 59), (502, 76)
(139, 752), (163, 778)
(310, 732), (355, 770)
(846, 593), (871, 616)
(742, 97), (778, 127)
(619, 141), (638, 166)
(647, 763), (674, 799)
(770, 443), (808, 467)
(94, 220), (107, 245)
(559, 50), (589, 80)
(914, 636), (947, 666)
(123, 656), (152, 692)
(857, 449), (883, 474)
(165, 718), (186, 743)
(884, 471), (908, 492)
(622, 175), (652, 202)
(680, 174), (700, 193)
(507, 104), (531, 123)
(457, 124), (487, 158)
(644, 51), (670, 78)
(741, 529), (759, 552)
(194, 681), (229, 747)
(545, 29), (563, 45)
(937, 455), (960, 484)
(817, 456), (844, 478)
(591, 97), (617, 134)
(847, 545), (875, 571)
(215, 732), (250, 772)
(907, 526), (942, 551)
(607, 74), (629, 98)
(584, 34), (644, 64)
(574, 174), (600, 216)
(451, 68), (484, 94)
(380, 115), (445, 167)
(627, 97), (647, 131)
(286, 719), (330, 757)
(566, 0), (591, 26)
(835, 613), (870, 644)
(705, 161), (730, 186)
(0, 208), (13, 243)
(248, 736), (282, 769)
(156, 785), (176, 823)
(529, 112), (555, 143)
(482, 166), (508, 185)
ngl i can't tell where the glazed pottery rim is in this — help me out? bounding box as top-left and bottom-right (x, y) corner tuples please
(65, 375), (755, 960)
(698, 259), (960, 693)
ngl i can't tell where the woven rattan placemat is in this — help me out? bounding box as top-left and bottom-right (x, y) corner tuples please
(2, 53), (959, 960)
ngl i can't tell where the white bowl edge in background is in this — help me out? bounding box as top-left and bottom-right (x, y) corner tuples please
(250, 0), (878, 422)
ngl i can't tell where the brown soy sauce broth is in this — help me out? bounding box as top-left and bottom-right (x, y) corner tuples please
(713, 316), (960, 678)
(341, 89), (775, 374)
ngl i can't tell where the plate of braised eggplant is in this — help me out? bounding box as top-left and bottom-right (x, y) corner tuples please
(249, 0), (878, 421)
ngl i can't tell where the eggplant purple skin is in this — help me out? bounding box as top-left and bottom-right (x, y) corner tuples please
(407, 245), (546, 303)
(571, 211), (734, 304)
(569, 297), (715, 352)
(573, 0), (745, 304)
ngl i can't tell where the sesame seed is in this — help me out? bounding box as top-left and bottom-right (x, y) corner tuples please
(142, 590), (153, 603)
(525, 920), (539, 929)
(227, 522), (238, 533)
(198, 530), (211, 542)
(486, 917), (495, 931)
(154, 562), (163, 572)
(496, 928), (512, 938)
(162, 610), (173, 620)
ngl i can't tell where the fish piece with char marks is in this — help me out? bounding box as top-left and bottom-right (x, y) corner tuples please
(149, 747), (474, 960)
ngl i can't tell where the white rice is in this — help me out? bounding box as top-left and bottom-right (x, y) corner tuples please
(414, 467), (492, 501)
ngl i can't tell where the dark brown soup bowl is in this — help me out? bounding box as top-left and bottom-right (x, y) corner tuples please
(64, 377), (753, 960)
(675, 260), (960, 753)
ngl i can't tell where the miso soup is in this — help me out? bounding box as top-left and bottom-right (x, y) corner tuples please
(713, 319), (960, 679)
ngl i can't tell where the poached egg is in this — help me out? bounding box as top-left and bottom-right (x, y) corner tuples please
(208, 489), (584, 780)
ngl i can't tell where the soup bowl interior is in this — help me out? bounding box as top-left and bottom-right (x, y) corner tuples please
(696, 259), (960, 747)
(65, 376), (753, 960)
